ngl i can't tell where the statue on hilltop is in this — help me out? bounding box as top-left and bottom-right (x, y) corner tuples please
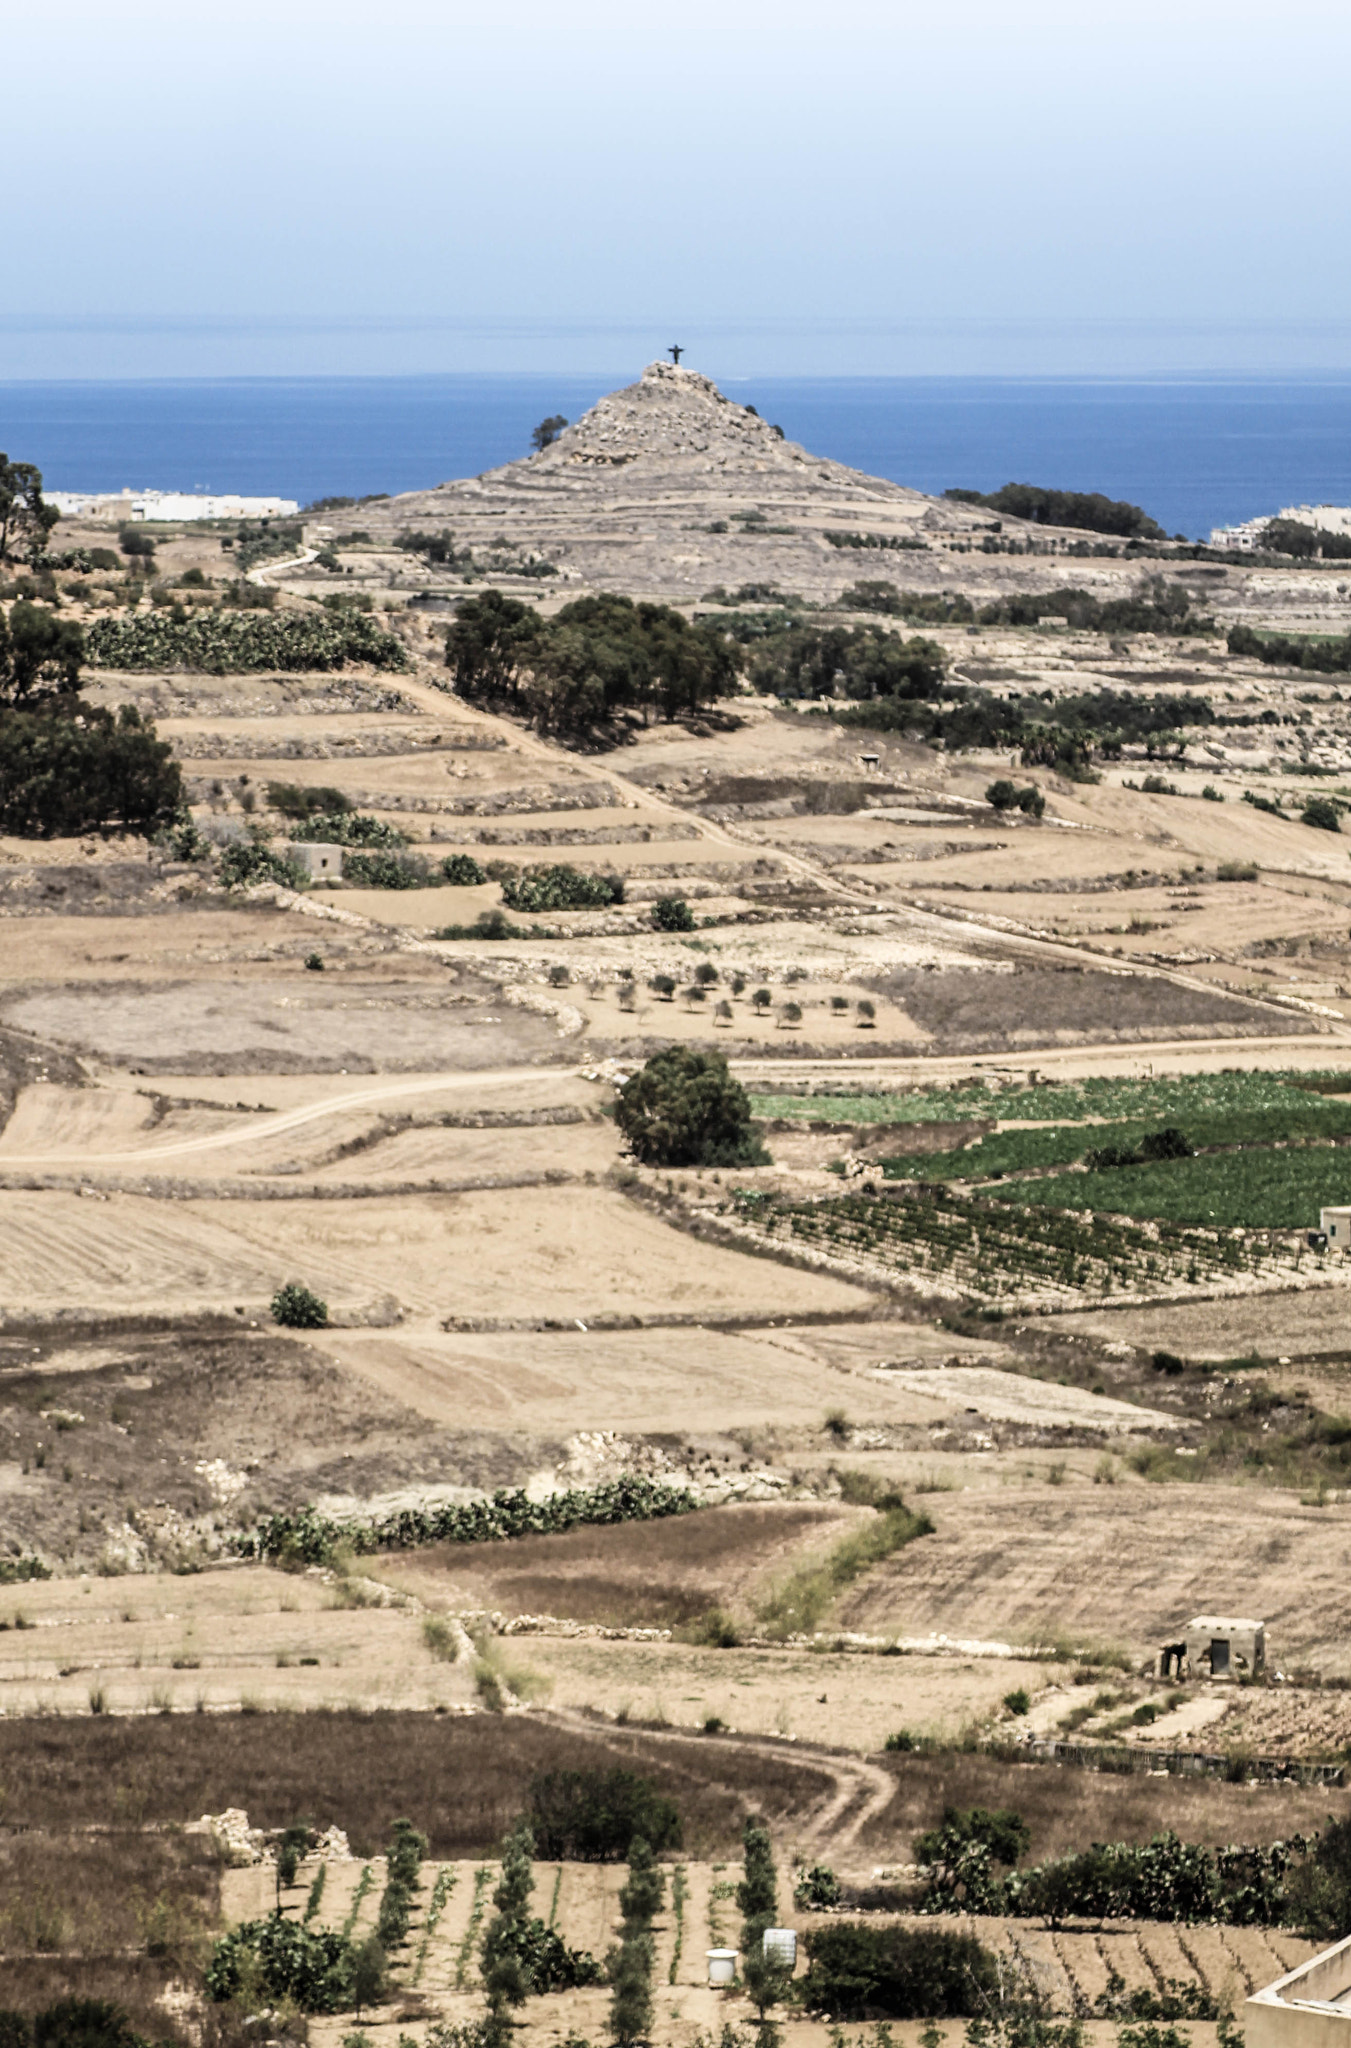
(667, 344), (684, 364)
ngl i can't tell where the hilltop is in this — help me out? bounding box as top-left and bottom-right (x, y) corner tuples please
(354, 359), (994, 600)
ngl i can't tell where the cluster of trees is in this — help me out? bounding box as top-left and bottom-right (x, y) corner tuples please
(835, 578), (1209, 638)
(614, 1047), (769, 1168)
(1262, 518), (1351, 561)
(748, 621), (949, 700)
(0, 703), (183, 838)
(841, 683), (1213, 775)
(444, 590), (741, 734)
(396, 528), (472, 567)
(1229, 621), (1351, 675)
(943, 482), (1167, 540)
(986, 780), (1045, 817)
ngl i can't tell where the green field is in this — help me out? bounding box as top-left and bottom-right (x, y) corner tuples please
(879, 1100), (1351, 1185)
(994, 1146), (1351, 1231)
(751, 1068), (1351, 1130)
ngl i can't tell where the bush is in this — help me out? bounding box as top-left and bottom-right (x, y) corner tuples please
(343, 850), (428, 889)
(652, 895), (694, 931)
(0, 702), (182, 838)
(271, 1281), (329, 1329)
(1303, 797), (1342, 832)
(802, 1922), (997, 2020)
(220, 842), (309, 891)
(527, 1767), (683, 1861)
(206, 1911), (362, 2012)
(85, 607), (408, 673)
(441, 852), (487, 885)
(267, 781), (352, 820)
(500, 863), (624, 912)
(794, 1863), (842, 1909)
(614, 1047), (768, 1168)
(293, 810), (407, 849)
(986, 780), (1042, 815)
(0, 2002), (145, 2048)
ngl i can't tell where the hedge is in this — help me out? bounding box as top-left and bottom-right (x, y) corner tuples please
(241, 1476), (702, 1564)
(85, 608), (408, 674)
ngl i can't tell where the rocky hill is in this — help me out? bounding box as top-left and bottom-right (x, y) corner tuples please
(355, 360), (999, 602)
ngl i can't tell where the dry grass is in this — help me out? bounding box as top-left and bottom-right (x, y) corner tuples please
(860, 1748), (1351, 1861)
(0, 1710), (838, 1858)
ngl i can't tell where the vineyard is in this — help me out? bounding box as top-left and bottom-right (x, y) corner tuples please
(996, 1146), (1351, 1231)
(725, 1187), (1305, 1309)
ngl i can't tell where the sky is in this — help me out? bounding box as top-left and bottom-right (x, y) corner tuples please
(6, 0), (1351, 380)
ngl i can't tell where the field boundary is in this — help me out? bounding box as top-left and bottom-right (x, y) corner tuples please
(1022, 1734), (1346, 1787)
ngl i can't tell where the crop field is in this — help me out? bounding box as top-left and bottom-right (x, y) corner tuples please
(726, 1186), (1297, 1308)
(996, 1147), (1351, 1230)
(215, 1852), (1317, 2029)
(750, 1069), (1351, 1130)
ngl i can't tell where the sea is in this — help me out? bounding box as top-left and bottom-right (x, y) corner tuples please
(4, 374), (1351, 543)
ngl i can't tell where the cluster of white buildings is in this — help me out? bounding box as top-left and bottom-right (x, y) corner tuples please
(1210, 502), (1351, 550)
(46, 487), (299, 524)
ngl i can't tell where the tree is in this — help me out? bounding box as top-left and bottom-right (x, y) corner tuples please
(445, 591), (546, 706)
(652, 896), (694, 932)
(614, 1046), (763, 1168)
(1303, 797), (1341, 832)
(531, 416), (569, 452)
(481, 1818), (536, 2033)
(1286, 1816), (1351, 1940)
(0, 456), (59, 563)
(738, 1818), (789, 2029)
(275, 1824), (311, 1906)
(619, 1836), (665, 1925)
(270, 1282), (328, 1329)
(0, 601), (85, 706)
(350, 1935), (386, 2019)
(0, 703), (183, 839)
(608, 1835), (662, 2048)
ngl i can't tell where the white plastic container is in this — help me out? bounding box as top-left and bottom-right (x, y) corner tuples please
(763, 1928), (797, 1970)
(707, 1948), (738, 1987)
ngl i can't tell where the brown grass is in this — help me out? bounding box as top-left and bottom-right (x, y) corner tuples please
(0, 1827), (221, 1960)
(0, 1957), (201, 2043)
(384, 1500), (858, 1626)
(0, 1710), (837, 1858)
(861, 1749), (1351, 1861)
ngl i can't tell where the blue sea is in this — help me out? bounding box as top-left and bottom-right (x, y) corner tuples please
(4, 374), (1351, 542)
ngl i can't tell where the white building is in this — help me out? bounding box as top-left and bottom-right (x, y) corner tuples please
(46, 487), (299, 523)
(1247, 1931), (1351, 2048)
(1210, 503), (1351, 550)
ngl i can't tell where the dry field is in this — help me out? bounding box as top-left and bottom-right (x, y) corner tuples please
(16, 382), (1351, 2037)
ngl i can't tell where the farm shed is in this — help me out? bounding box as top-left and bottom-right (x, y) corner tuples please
(288, 842), (344, 881)
(1247, 1930), (1351, 2048)
(1319, 1206), (1351, 1246)
(1161, 1616), (1265, 1680)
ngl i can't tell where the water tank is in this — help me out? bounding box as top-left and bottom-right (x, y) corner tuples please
(762, 1928), (797, 1970)
(707, 1949), (737, 1987)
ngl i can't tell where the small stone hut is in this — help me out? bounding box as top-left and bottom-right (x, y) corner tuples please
(1160, 1615), (1265, 1680)
(288, 842), (344, 881)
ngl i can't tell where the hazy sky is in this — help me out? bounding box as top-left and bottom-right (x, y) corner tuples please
(6, 0), (1350, 378)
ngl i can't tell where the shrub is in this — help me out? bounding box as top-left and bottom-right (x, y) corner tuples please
(206, 1911), (361, 2011)
(883, 1730), (915, 1752)
(4, 2002), (145, 2048)
(802, 1922), (997, 2020)
(650, 973), (676, 999)
(652, 895), (695, 931)
(270, 1281), (329, 1329)
(1217, 860), (1257, 881)
(501, 863), (624, 912)
(1202, 784), (1224, 801)
(527, 1767), (682, 1862)
(343, 851), (428, 889)
(266, 782), (352, 820)
(220, 843), (309, 891)
(85, 607), (408, 673)
(794, 1864), (842, 1910)
(441, 852), (487, 885)
(614, 1046), (768, 1168)
(1303, 797), (1342, 832)
(1004, 1688), (1031, 1716)
(294, 810), (407, 849)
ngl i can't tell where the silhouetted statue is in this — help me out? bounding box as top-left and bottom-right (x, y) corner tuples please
(668, 344), (684, 364)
